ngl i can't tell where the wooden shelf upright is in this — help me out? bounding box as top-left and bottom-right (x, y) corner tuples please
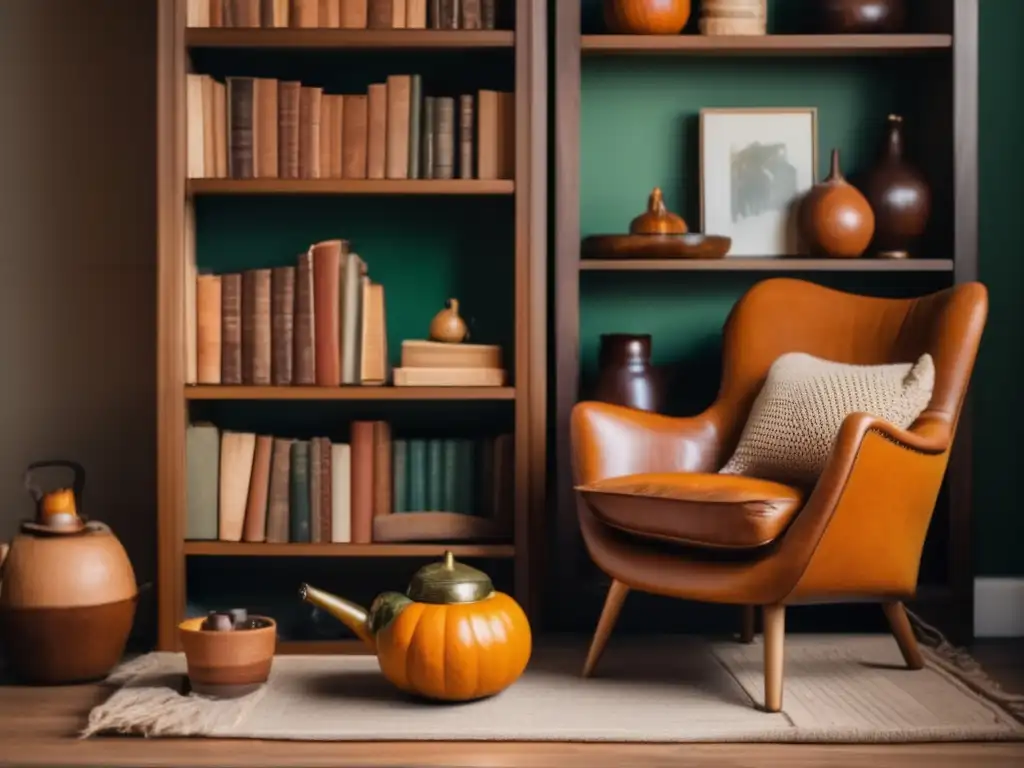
(156, 0), (547, 652)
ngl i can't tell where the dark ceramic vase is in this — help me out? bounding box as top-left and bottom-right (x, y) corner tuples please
(860, 115), (932, 259)
(820, 0), (907, 33)
(593, 334), (665, 413)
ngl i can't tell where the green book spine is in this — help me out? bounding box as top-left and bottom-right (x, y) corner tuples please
(422, 97), (436, 180)
(289, 440), (311, 542)
(426, 438), (443, 511)
(408, 439), (427, 512)
(476, 437), (495, 518)
(441, 439), (458, 512)
(455, 438), (475, 515)
(392, 439), (408, 513)
(408, 75), (422, 179)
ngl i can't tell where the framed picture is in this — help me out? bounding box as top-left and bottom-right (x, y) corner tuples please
(699, 108), (818, 257)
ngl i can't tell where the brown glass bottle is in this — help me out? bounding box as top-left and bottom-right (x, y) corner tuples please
(860, 115), (932, 259)
(593, 334), (665, 413)
(820, 0), (907, 33)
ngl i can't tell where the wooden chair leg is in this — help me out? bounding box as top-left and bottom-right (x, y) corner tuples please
(582, 579), (629, 678)
(762, 604), (785, 713)
(883, 601), (925, 670)
(740, 605), (756, 643)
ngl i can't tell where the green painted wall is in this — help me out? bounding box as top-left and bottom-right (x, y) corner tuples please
(577, 0), (1024, 576)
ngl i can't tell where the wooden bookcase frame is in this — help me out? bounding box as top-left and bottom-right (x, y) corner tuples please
(156, 0), (547, 652)
(553, 0), (979, 643)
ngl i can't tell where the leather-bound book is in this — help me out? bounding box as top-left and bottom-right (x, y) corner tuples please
(392, 0), (407, 27)
(309, 438), (321, 542)
(278, 81), (301, 179)
(196, 274), (222, 384)
(242, 434), (273, 542)
(319, 94), (335, 179)
(461, 0), (480, 28)
(293, 250), (316, 385)
(319, 0), (340, 26)
(366, 84), (388, 180)
(290, 0), (318, 26)
(311, 239), (348, 386)
(201, 76), (216, 179)
(422, 96), (435, 179)
(385, 75), (411, 179)
(373, 421), (393, 517)
(458, 94), (474, 179)
(317, 437), (333, 542)
(330, 95), (344, 178)
(368, 0), (393, 28)
(360, 281), (387, 384)
(482, 0), (495, 29)
(212, 80), (228, 178)
(342, 95), (368, 179)
(438, 0), (458, 28)
(407, 75), (422, 178)
(255, 78), (279, 178)
(270, 266), (295, 385)
(241, 269), (272, 385)
(340, 0), (368, 28)
(407, 0), (426, 27)
(433, 96), (455, 180)
(341, 254), (365, 384)
(228, 0), (260, 26)
(261, 0), (290, 26)
(227, 77), (255, 179)
(428, 0), (440, 28)
(265, 437), (293, 543)
(299, 86), (323, 179)
(349, 421), (375, 543)
(289, 440), (311, 543)
(220, 272), (243, 384)
(210, 0), (224, 27)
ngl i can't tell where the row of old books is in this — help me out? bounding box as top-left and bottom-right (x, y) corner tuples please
(185, 421), (514, 544)
(186, 72), (514, 181)
(186, 239), (387, 386)
(186, 0), (500, 30)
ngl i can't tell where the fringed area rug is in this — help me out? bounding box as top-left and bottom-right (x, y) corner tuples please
(84, 633), (1024, 744)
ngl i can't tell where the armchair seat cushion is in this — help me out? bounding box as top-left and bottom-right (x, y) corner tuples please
(577, 472), (805, 550)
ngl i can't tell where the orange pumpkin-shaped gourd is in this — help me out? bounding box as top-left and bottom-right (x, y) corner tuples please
(604, 0), (692, 35)
(799, 148), (875, 258)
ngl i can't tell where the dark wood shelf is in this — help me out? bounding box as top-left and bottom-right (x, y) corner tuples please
(579, 258), (955, 272)
(581, 34), (953, 56)
(185, 385), (516, 401)
(183, 542), (515, 557)
(188, 178), (514, 195)
(186, 27), (515, 50)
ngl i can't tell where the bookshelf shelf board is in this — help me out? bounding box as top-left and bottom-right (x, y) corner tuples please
(579, 258), (956, 272)
(580, 34), (952, 56)
(188, 179), (515, 195)
(184, 385), (516, 401)
(184, 542), (516, 557)
(276, 640), (369, 655)
(186, 28), (515, 50)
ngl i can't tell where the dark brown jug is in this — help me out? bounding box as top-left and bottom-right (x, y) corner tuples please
(593, 334), (665, 413)
(859, 115), (931, 259)
(820, 0), (906, 33)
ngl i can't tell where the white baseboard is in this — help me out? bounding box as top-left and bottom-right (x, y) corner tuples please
(974, 577), (1024, 638)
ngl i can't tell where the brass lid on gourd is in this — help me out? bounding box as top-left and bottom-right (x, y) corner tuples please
(407, 550), (494, 604)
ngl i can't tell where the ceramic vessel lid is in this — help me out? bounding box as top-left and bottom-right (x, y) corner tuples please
(407, 551), (494, 604)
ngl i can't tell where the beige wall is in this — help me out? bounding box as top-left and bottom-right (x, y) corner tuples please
(0, 0), (158, 644)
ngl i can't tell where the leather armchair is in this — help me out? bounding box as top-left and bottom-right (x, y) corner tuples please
(571, 277), (988, 712)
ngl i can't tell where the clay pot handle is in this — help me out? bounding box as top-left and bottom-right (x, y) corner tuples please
(84, 520), (112, 535)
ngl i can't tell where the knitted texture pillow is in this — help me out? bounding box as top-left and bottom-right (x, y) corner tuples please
(719, 351), (935, 485)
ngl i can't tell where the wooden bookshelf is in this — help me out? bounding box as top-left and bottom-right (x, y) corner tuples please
(555, 1), (978, 643)
(187, 179), (515, 195)
(156, 0), (547, 653)
(184, 385), (517, 401)
(184, 542), (515, 557)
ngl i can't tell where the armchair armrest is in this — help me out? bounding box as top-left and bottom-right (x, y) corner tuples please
(783, 410), (954, 602)
(570, 401), (728, 486)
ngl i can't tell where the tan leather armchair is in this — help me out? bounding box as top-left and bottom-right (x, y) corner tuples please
(571, 277), (988, 712)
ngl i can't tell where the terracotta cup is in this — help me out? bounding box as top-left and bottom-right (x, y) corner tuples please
(178, 616), (277, 698)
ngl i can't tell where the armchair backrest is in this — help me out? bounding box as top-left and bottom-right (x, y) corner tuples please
(716, 278), (989, 453)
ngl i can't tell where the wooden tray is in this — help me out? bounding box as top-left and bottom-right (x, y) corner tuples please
(582, 233), (732, 260)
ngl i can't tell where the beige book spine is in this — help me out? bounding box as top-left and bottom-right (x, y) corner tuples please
(196, 274), (223, 384)
(366, 84), (388, 180)
(255, 78), (279, 178)
(218, 431), (257, 542)
(299, 86), (323, 179)
(290, 0), (318, 26)
(385, 75), (411, 179)
(319, 0), (340, 26)
(342, 95), (368, 178)
(213, 80), (228, 178)
(406, 0), (426, 28)
(186, 74), (206, 178)
(340, 0), (368, 27)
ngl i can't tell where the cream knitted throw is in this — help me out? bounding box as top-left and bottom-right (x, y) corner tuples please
(720, 351), (935, 485)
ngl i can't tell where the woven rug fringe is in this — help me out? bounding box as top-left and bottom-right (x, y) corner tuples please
(906, 607), (1024, 722)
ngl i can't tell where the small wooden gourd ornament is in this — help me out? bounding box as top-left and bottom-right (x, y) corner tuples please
(798, 149), (875, 258)
(429, 299), (469, 344)
(629, 188), (688, 235)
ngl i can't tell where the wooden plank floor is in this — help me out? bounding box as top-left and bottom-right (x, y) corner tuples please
(1, 639), (1022, 768)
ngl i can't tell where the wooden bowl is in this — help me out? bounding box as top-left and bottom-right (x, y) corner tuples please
(582, 233), (732, 259)
(178, 616), (277, 698)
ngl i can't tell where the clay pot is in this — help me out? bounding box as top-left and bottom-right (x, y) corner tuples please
(799, 149), (875, 258)
(604, 0), (692, 35)
(594, 334), (665, 413)
(859, 115), (931, 259)
(428, 298), (469, 343)
(629, 188), (688, 235)
(820, 0), (907, 34)
(0, 461), (138, 684)
(179, 615), (277, 698)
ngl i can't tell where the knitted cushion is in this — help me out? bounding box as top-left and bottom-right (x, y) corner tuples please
(719, 351), (935, 485)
